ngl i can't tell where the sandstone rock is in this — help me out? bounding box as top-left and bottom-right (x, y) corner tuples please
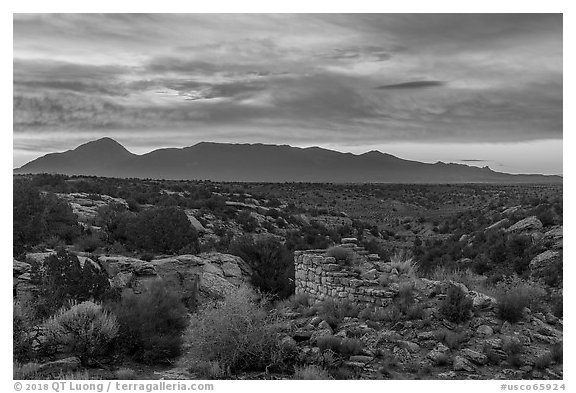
(280, 336), (297, 349)
(417, 331), (437, 341)
(99, 256), (156, 276)
(397, 340), (420, 353)
(199, 272), (236, 298)
(341, 237), (358, 244)
(427, 343), (450, 363)
(361, 269), (378, 280)
(438, 371), (457, 379)
(485, 218), (510, 232)
(461, 349), (488, 365)
(349, 355), (373, 363)
(502, 206), (522, 215)
(543, 226), (563, 240)
(318, 320), (332, 330)
(453, 356), (476, 372)
(202, 263), (223, 276)
(506, 216), (543, 233)
(184, 211), (206, 233)
(470, 291), (496, 309)
(476, 325), (494, 337)
(529, 250), (560, 275)
(77, 256), (100, 270)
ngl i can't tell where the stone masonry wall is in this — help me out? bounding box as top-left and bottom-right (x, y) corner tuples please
(294, 238), (413, 309)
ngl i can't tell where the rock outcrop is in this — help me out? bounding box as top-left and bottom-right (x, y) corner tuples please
(506, 216), (543, 233)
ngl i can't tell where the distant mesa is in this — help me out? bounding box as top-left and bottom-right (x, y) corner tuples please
(14, 138), (562, 184)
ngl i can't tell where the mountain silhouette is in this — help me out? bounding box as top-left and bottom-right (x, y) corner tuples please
(14, 138), (562, 183)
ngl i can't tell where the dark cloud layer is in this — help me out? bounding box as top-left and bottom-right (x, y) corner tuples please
(377, 81), (446, 89)
(13, 13), (562, 172)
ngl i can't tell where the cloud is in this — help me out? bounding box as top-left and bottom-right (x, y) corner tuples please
(376, 81), (446, 89)
(13, 13), (562, 155)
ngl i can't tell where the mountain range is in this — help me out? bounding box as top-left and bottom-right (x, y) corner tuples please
(14, 138), (562, 183)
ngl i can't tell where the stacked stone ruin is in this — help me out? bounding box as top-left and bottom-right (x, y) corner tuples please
(294, 238), (412, 308)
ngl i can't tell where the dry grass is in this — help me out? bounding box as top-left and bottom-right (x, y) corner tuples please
(293, 365), (332, 380)
(389, 252), (417, 277)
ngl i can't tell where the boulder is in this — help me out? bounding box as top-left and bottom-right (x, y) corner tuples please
(427, 343), (450, 363)
(506, 216), (543, 233)
(349, 355), (374, 364)
(461, 349), (488, 365)
(529, 250), (560, 273)
(476, 325), (494, 337)
(199, 272), (236, 298)
(453, 356), (476, 372)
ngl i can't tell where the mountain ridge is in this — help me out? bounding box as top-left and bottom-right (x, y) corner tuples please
(14, 138), (562, 183)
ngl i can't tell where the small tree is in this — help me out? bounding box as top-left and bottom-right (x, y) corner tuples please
(111, 280), (189, 364)
(31, 249), (114, 317)
(229, 236), (294, 299)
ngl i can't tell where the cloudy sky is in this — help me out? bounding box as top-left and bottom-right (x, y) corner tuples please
(13, 14), (562, 174)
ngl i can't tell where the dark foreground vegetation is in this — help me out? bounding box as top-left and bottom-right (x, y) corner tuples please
(13, 174), (562, 380)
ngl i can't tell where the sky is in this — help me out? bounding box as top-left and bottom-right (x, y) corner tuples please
(13, 13), (563, 174)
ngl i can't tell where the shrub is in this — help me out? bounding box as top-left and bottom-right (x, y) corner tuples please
(237, 210), (259, 232)
(316, 298), (359, 329)
(496, 287), (531, 323)
(228, 236), (295, 299)
(316, 336), (363, 357)
(396, 282), (415, 313)
(181, 286), (296, 374)
(293, 365), (331, 380)
(440, 284), (472, 323)
(326, 246), (356, 266)
(111, 280), (189, 364)
(43, 301), (119, 366)
(405, 304), (426, 320)
(434, 352), (451, 367)
(382, 304), (403, 324)
(282, 293), (311, 310)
